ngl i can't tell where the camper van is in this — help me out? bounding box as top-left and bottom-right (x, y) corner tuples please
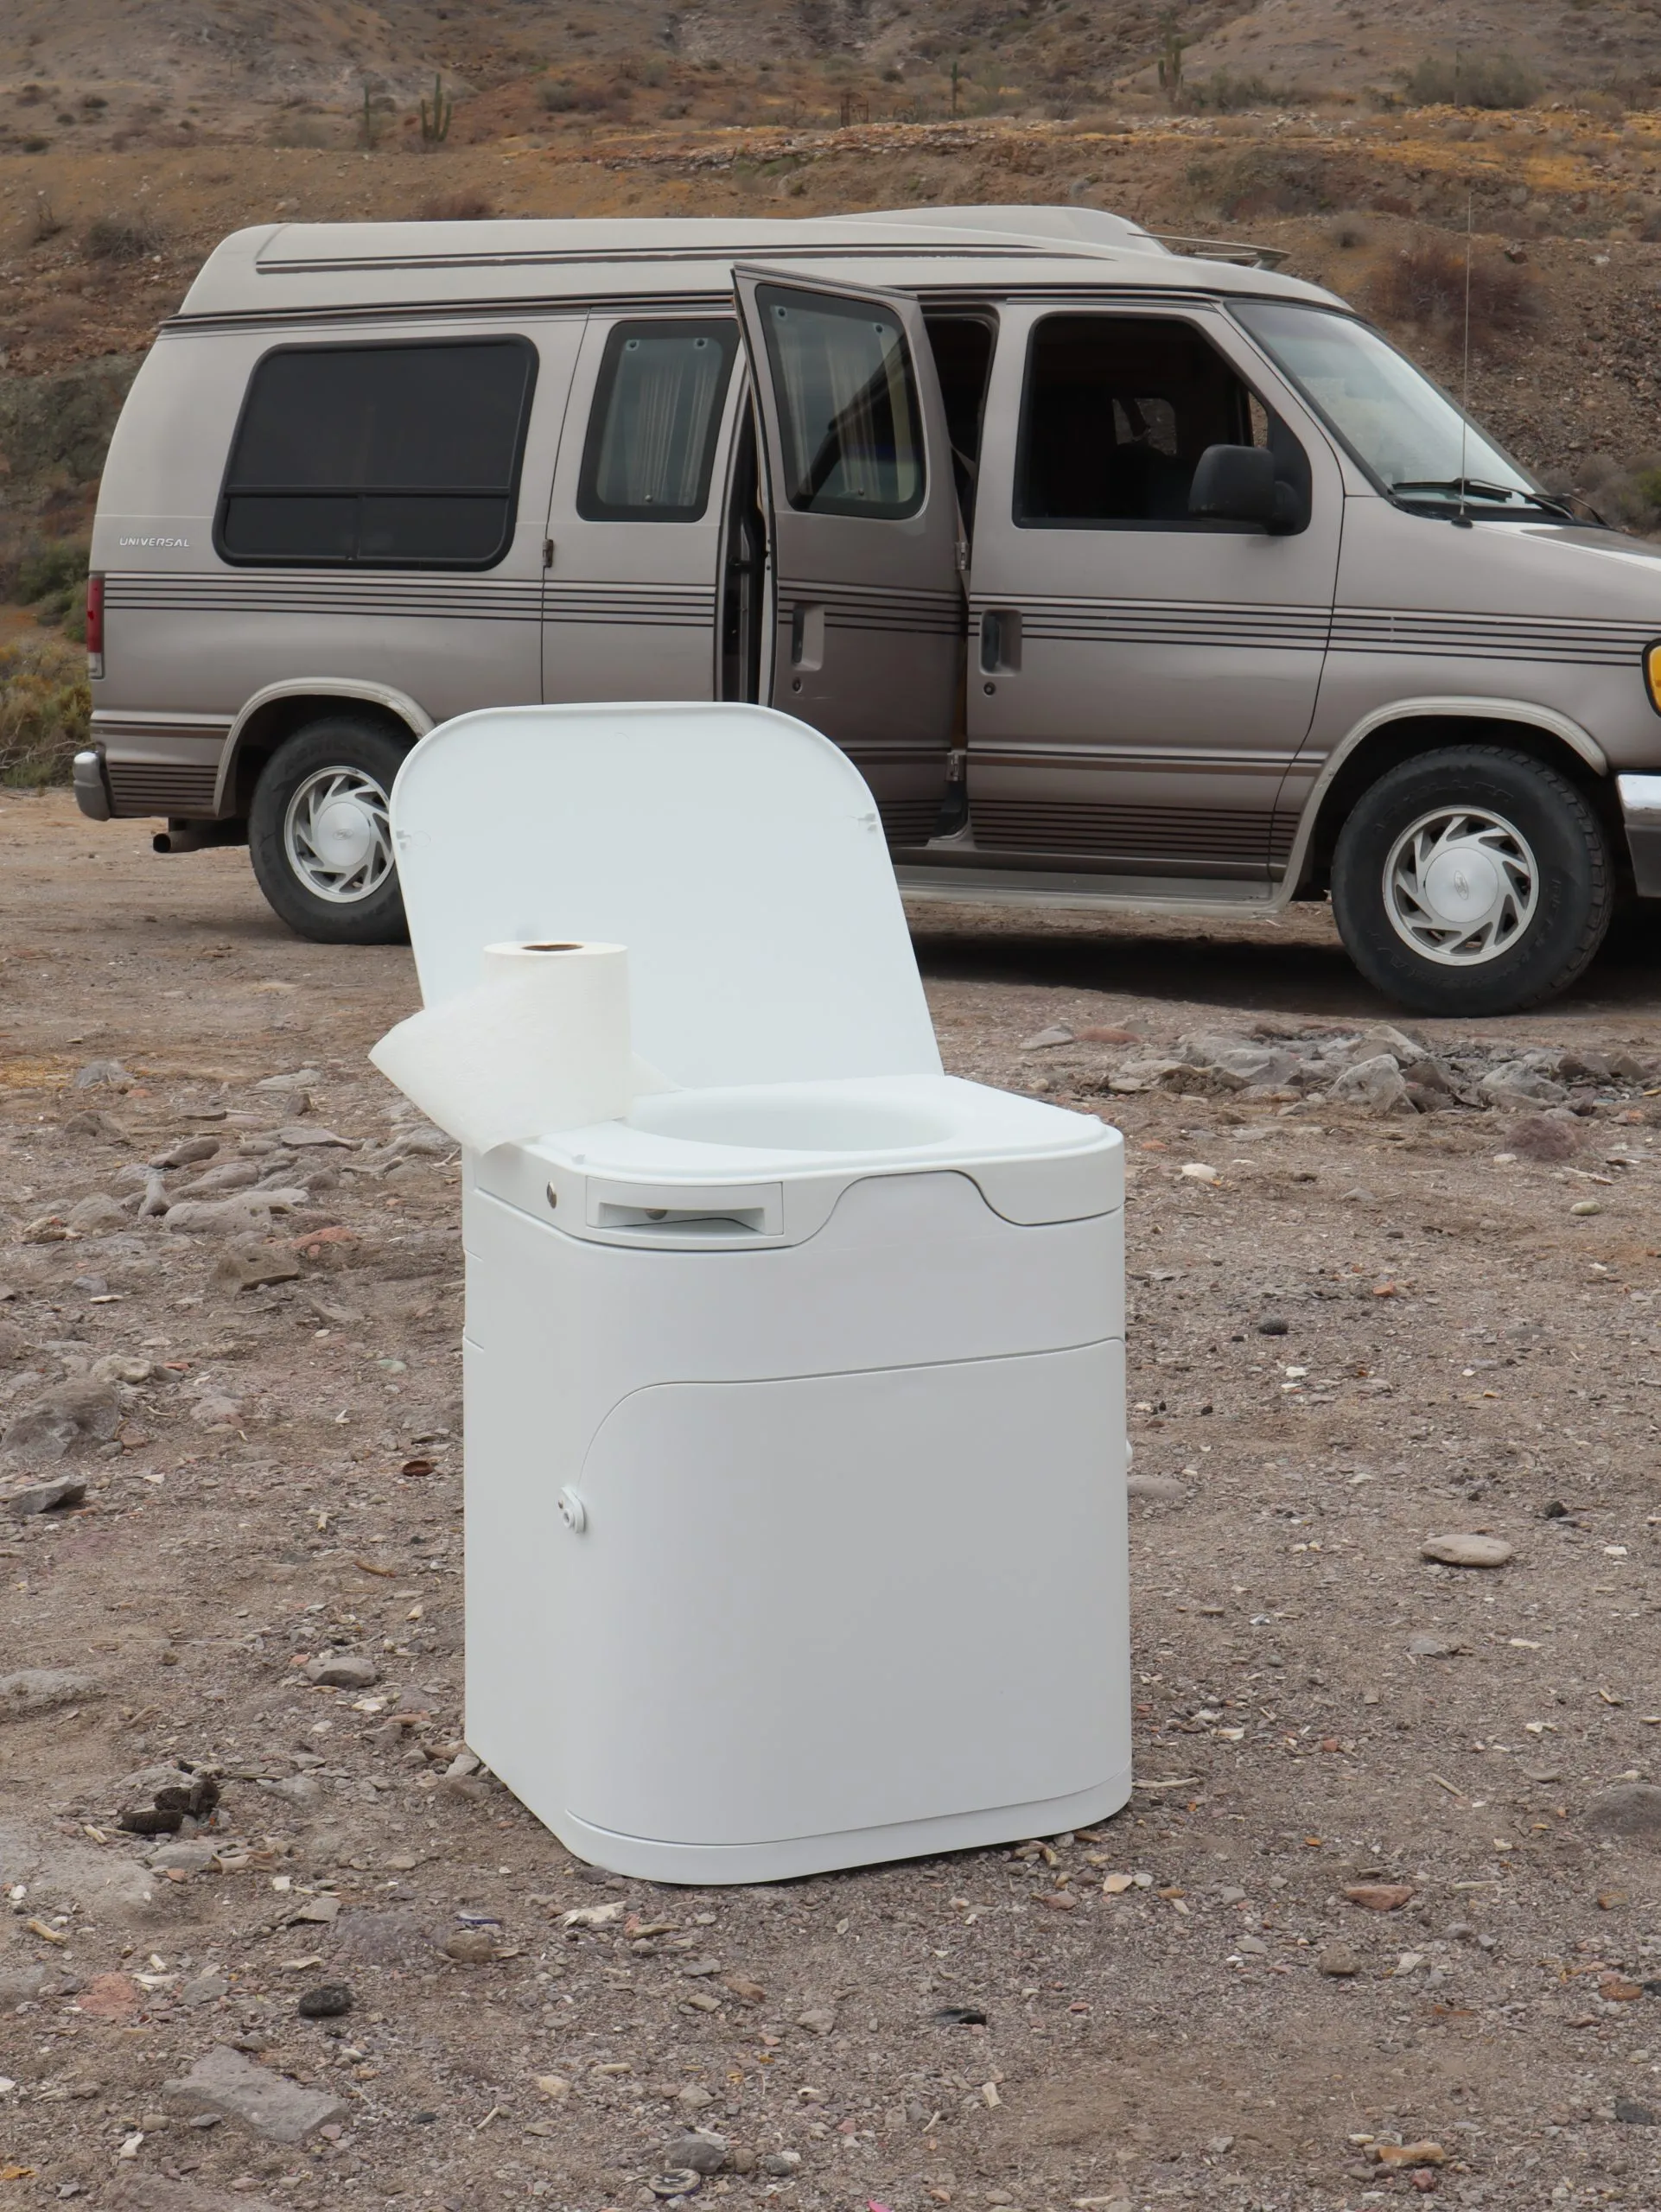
(80, 204), (1661, 1015)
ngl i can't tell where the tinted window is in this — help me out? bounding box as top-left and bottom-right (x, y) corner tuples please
(219, 339), (537, 568)
(578, 320), (738, 522)
(1015, 314), (1305, 530)
(756, 285), (924, 520)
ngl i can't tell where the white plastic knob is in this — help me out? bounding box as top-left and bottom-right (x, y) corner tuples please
(557, 1486), (588, 1534)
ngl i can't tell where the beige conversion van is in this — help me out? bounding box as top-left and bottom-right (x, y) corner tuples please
(81, 204), (1661, 1015)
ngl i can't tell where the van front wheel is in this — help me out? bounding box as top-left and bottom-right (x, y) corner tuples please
(1331, 746), (1611, 1016)
(249, 719), (410, 944)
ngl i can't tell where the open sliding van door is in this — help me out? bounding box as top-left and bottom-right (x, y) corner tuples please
(732, 266), (965, 848)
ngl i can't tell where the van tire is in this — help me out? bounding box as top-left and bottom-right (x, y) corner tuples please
(1331, 745), (1611, 1017)
(249, 719), (410, 944)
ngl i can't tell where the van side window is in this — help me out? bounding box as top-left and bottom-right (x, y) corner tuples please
(1015, 314), (1308, 531)
(218, 338), (538, 569)
(755, 284), (924, 520)
(577, 321), (739, 522)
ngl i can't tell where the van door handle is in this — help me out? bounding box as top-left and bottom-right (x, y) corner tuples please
(979, 608), (1021, 674)
(788, 601), (825, 672)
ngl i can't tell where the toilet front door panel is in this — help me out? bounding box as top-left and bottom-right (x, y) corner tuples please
(558, 1338), (1128, 1847)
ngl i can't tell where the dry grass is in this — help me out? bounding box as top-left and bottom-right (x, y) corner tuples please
(82, 209), (167, 260)
(0, 632), (91, 786)
(1365, 238), (1537, 342)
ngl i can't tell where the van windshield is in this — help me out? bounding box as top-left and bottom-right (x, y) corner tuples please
(1232, 302), (1565, 518)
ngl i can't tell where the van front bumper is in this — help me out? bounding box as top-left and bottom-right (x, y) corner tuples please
(73, 748), (112, 823)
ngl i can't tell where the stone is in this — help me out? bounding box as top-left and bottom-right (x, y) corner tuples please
(1421, 1533), (1513, 1568)
(190, 1394), (244, 1429)
(1480, 1063), (1567, 1109)
(73, 1059), (133, 1091)
(1570, 1198), (1602, 1217)
(0, 1965), (47, 2005)
(255, 1070), (321, 1093)
(1256, 1316), (1289, 1336)
(91, 1355), (151, 1385)
(1506, 1114), (1581, 1162)
(32, 1845), (161, 1927)
(650, 2173), (701, 2199)
(1344, 1884), (1415, 1912)
(1407, 1634), (1461, 1658)
(165, 1198), (273, 1237)
(1317, 1947), (1359, 1977)
(759, 2152), (801, 2176)
(443, 1929), (498, 1964)
(665, 2134), (729, 2176)
(1021, 1026), (1074, 1051)
(3, 1377), (121, 1458)
(162, 2044), (347, 2144)
(1126, 1474), (1187, 1505)
(67, 1193), (130, 1235)
(280, 1126), (352, 1148)
(1370, 2142), (1447, 2169)
(5, 1475), (87, 1518)
(1584, 1783), (1661, 1843)
(151, 1138), (220, 1171)
(795, 2007), (836, 2035)
(296, 1983), (353, 2018)
(175, 1160), (263, 1198)
(1615, 2098), (1658, 2125)
(181, 1973), (231, 2007)
(0, 1669), (101, 1720)
(304, 1650), (379, 1690)
(148, 1840), (222, 1874)
(1329, 1055), (1413, 1116)
(118, 1764), (220, 1835)
(1177, 1033), (1303, 1087)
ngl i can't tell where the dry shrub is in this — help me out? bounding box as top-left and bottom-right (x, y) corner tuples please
(83, 210), (167, 261)
(1185, 149), (1333, 219)
(417, 190), (495, 221)
(0, 633), (90, 787)
(1401, 53), (1539, 108)
(1365, 239), (1537, 340)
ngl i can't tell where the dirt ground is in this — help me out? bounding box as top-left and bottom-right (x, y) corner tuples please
(7, 791), (1661, 2210)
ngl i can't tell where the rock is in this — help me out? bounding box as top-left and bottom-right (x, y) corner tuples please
(1176, 1033), (1303, 1087)
(148, 1840), (222, 1874)
(665, 2133), (729, 2176)
(1406, 1634), (1461, 1658)
(1370, 2142), (1447, 2168)
(721, 1973), (766, 2003)
(1570, 1198), (1602, 1217)
(91, 1355), (151, 1385)
(181, 1973), (231, 2008)
(165, 1198), (273, 1237)
(67, 1193), (130, 1235)
(1584, 1783), (1661, 1843)
(1345, 1884), (1415, 1912)
(190, 1394), (244, 1429)
(280, 1126), (352, 1148)
(0, 1669), (101, 1720)
(211, 1240), (303, 1295)
(794, 2007), (836, 2036)
(1615, 2098), (1658, 2125)
(1021, 1026), (1074, 1051)
(1180, 1161), (1221, 1185)
(1421, 1533), (1513, 1568)
(151, 1138), (220, 1171)
(3, 1377), (121, 1458)
(1329, 1054), (1413, 1116)
(1126, 1473), (1187, 1505)
(32, 1845), (160, 1927)
(118, 1764), (220, 1835)
(175, 1160), (264, 1199)
(1256, 1316), (1289, 1336)
(759, 2152), (801, 2176)
(650, 2173), (701, 2199)
(162, 2044), (347, 2144)
(1317, 1947), (1359, 1977)
(254, 1070), (321, 1093)
(0, 1965), (47, 2005)
(260, 1774), (322, 1812)
(4, 1475), (87, 1518)
(73, 1059), (133, 1091)
(296, 1983), (353, 2018)
(443, 1929), (498, 1964)
(304, 1650), (379, 1690)
(1480, 1062), (1568, 1109)
(1506, 1114), (1581, 1162)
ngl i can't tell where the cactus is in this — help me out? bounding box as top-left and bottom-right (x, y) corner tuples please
(419, 73), (453, 145)
(359, 83), (379, 148)
(1155, 10), (1188, 107)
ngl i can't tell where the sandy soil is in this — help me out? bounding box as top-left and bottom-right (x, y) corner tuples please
(6, 792), (1661, 2210)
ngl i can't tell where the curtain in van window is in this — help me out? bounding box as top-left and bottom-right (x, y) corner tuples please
(219, 338), (537, 569)
(577, 321), (739, 522)
(755, 287), (924, 520)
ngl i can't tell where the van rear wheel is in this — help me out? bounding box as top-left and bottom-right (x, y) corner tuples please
(249, 718), (410, 944)
(1331, 746), (1611, 1016)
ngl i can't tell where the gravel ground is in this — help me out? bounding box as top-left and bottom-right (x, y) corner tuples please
(6, 791), (1661, 2212)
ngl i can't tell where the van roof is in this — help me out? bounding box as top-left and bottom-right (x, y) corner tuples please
(172, 206), (1345, 325)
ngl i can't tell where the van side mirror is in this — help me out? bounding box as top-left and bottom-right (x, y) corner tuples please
(1189, 442), (1278, 525)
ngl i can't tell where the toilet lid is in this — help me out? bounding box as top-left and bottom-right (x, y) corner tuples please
(389, 702), (942, 1090)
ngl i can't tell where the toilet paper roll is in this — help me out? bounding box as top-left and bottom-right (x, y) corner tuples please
(370, 940), (664, 1152)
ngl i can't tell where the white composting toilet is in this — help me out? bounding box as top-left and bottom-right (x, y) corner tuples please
(389, 702), (1130, 1883)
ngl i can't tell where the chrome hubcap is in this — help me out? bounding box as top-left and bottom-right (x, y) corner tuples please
(1383, 805), (1538, 966)
(283, 766), (393, 905)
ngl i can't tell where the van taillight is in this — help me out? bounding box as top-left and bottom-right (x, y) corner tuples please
(86, 574), (104, 673)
